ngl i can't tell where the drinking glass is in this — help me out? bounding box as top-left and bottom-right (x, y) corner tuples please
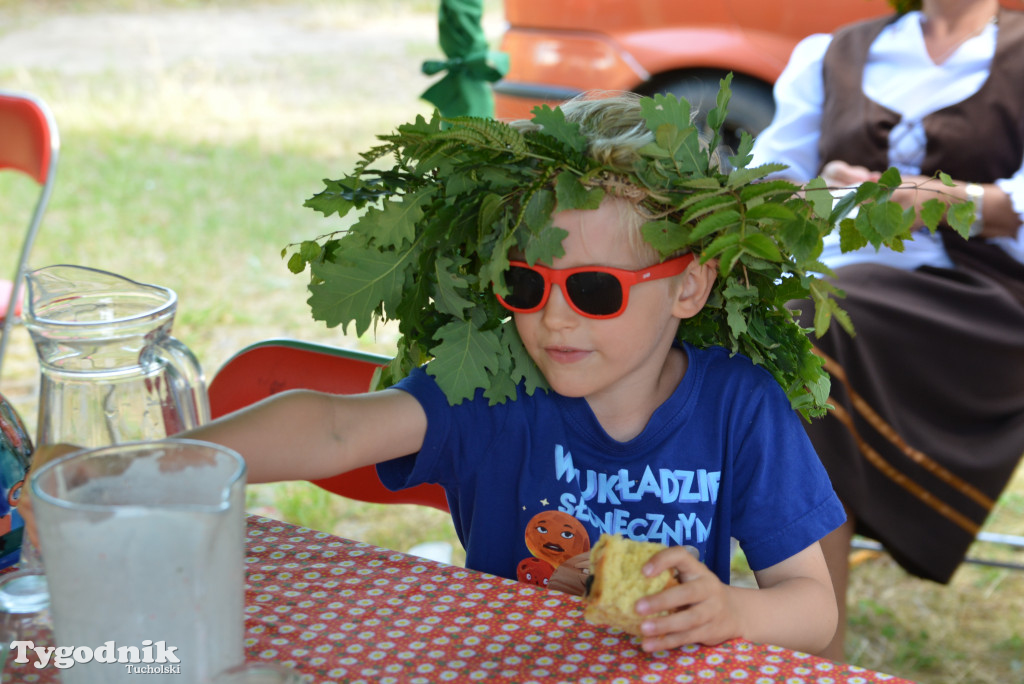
(0, 566), (54, 680)
(31, 439), (246, 684)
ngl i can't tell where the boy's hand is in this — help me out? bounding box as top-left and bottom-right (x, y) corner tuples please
(19, 443), (82, 548)
(634, 546), (742, 652)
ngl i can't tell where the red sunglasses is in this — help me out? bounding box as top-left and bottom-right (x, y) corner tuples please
(495, 253), (695, 319)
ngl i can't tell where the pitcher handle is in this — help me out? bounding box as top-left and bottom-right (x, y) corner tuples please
(156, 336), (211, 432)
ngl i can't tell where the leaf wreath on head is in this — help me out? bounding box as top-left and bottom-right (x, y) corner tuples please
(290, 74), (973, 420)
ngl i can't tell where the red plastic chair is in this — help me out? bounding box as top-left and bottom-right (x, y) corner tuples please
(0, 90), (60, 382)
(208, 338), (449, 512)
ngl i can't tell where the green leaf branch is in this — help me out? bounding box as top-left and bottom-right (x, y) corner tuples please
(290, 75), (976, 419)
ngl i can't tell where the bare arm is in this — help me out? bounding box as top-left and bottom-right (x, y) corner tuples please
(180, 388), (428, 484)
(893, 174), (1020, 239)
(742, 543), (837, 653)
(635, 542), (837, 655)
(20, 388), (427, 547)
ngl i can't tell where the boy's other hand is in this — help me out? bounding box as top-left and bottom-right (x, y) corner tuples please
(548, 552), (591, 595)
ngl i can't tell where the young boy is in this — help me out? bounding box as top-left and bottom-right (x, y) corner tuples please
(30, 92), (847, 655)
(188, 191), (842, 655)
(179, 94), (846, 657)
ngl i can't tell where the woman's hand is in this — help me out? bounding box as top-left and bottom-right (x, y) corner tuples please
(821, 160), (948, 231)
(633, 546), (741, 652)
(820, 160), (879, 188)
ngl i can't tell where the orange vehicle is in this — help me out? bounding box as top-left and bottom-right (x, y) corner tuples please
(493, 0), (892, 143)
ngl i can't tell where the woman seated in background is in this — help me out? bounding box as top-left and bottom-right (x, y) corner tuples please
(749, 0), (1024, 663)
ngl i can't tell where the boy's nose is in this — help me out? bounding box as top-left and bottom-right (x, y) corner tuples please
(541, 284), (578, 325)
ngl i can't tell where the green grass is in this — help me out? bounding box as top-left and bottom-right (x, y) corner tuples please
(1, 3), (1023, 683)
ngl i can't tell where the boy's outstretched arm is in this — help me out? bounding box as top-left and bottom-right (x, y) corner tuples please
(181, 388), (429, 484)
(634, 542), (837, 656)
(20, 388), (429, 547)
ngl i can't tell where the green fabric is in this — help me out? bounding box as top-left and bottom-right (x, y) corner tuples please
(421, 0), (509, 119)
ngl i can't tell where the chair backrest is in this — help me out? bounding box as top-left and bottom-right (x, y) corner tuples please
(208, 338), (450, 513)
(0, 90), (60, 383)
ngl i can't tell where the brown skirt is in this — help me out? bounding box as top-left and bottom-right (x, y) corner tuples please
(790, 242), (1024, 583)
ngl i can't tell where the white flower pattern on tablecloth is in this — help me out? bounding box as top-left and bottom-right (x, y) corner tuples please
(0, 517), (918, 684)
(234, 518), (914, 684)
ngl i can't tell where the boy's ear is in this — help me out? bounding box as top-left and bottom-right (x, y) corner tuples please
(672, 258), (717, 319)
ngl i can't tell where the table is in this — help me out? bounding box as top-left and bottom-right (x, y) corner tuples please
(4, 517), (916, 683)
(241, 517), (913, 684)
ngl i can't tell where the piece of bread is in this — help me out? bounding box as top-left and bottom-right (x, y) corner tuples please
(583, 534), (679, 635)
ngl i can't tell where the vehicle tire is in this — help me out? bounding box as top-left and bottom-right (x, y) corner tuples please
(648, 71), (775, 153)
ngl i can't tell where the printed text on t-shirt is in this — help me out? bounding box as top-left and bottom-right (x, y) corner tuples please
(553, 445), (719, 546)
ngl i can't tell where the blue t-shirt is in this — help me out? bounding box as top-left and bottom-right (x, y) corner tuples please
(378, 343), (845, 588)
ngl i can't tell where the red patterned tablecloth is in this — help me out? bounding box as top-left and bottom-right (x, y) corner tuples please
(3, 517), (916, 683)
(241, 517), (915, 684)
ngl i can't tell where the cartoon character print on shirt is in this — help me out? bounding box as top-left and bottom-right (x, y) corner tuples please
(516, 556), (554, 588)
(516, 443), (719, 594)
(524, 510), (590, 564)
(517, 510), (591, 591)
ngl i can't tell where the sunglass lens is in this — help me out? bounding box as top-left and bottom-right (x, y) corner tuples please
(566, 271), (623, 316)
(503, 265), (546, 310)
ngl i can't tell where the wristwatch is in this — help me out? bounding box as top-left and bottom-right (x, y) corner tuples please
(965, 183), (984, 238)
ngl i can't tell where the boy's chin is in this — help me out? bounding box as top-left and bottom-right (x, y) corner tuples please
(532, 357), (605, 399)
(544, 377), (595, 399)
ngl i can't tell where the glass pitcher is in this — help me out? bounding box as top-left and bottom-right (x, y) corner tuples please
(30, 439), (247, 684)
(24, 264), (210, 447)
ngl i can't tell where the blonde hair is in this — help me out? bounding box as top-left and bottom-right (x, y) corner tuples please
(511, 91), (662, 173)
(512, 91), (713, 262)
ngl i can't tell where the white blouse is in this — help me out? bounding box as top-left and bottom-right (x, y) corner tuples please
(749, 11), (1024, 268)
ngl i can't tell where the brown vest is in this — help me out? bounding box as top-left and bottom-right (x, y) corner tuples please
(819, 8), (1024, 183)
(818, 9), (1024, 299)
